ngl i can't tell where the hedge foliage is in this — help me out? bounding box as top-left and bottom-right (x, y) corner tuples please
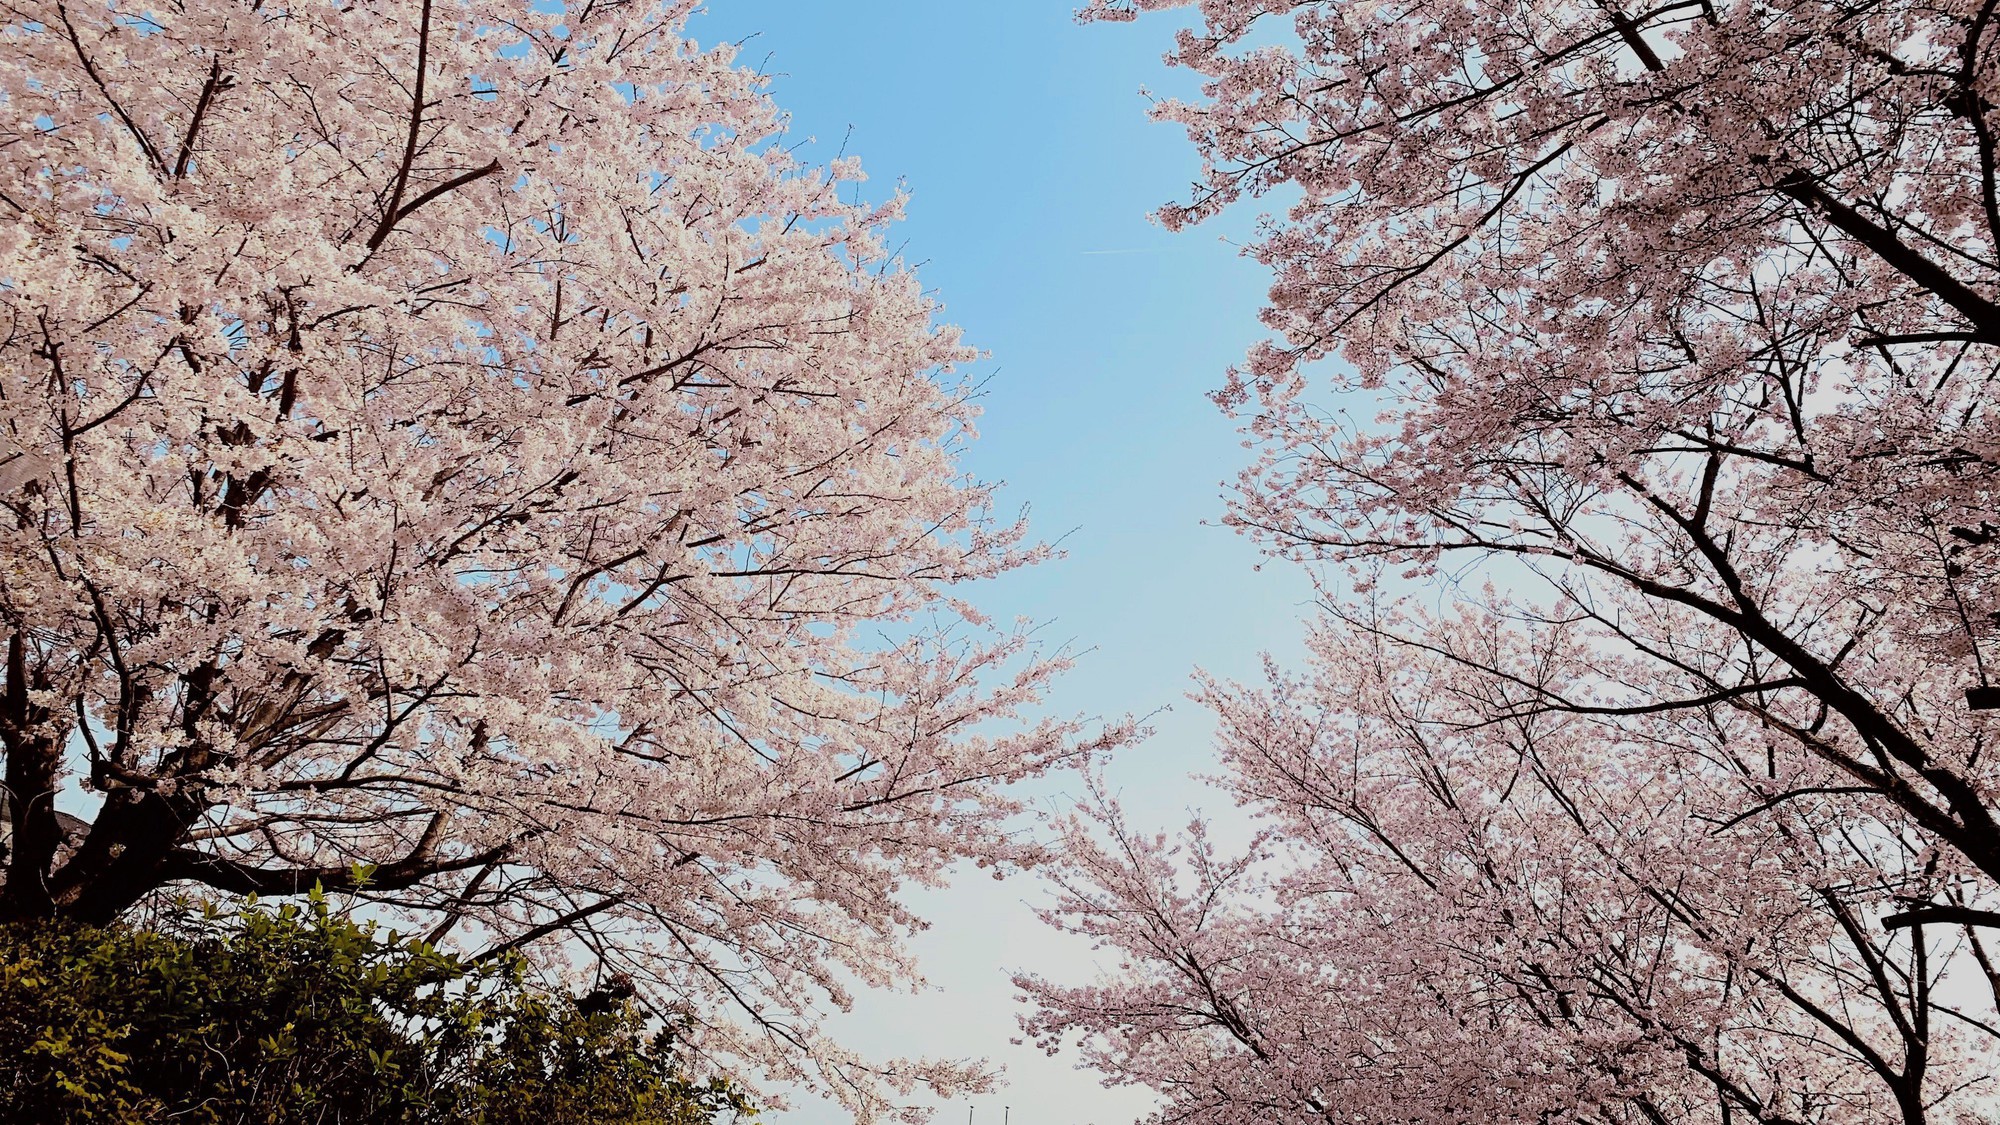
(0, 891), (752, 1124)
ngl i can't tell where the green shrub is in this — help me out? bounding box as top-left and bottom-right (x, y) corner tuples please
(0, 891), (751, 1124)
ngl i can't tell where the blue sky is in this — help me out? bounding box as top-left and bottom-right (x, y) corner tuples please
(683, 5), (1317, 1124)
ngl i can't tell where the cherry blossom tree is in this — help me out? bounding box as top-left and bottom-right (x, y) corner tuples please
(1078, 0), (2000, 885)
(0, 0), (1110, 1114)
(1023, 618), (2000, 1124)
(1020, 0), (2000, 1118)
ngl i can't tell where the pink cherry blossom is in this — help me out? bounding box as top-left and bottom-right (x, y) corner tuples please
(1024, 0), (2000, 1119)
(1023, 611), (2000, 1123)
(0, 1), (1120, 1116)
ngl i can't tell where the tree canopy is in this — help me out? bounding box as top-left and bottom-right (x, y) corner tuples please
(0, 0), (1115, 1114)
(1020, 0), (2000, 1121)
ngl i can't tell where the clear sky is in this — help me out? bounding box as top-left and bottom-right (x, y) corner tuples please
(683, 5), (1317, 1124)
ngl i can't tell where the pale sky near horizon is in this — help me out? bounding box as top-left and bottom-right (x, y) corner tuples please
(683, 5), (1319, 1125)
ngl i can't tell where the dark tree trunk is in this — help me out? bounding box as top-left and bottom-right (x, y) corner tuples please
(0, 632), (64, 921)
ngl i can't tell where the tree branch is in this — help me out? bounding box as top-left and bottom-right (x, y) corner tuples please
(1882, 905), (2000, 931)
